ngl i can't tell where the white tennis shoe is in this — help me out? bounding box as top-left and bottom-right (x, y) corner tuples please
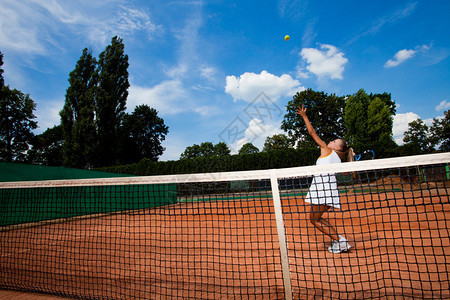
(328, 240), (351, 254)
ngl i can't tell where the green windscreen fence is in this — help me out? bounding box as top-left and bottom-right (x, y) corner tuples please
(0, 162), (177, 227)
(1, 184), (177, 227)
(0, 162), (131, 182)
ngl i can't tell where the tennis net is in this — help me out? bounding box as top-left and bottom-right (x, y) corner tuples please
(0, 153), (449, 299)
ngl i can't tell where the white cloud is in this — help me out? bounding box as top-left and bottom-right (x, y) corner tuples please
(34, 99), (64, 133)
(393, 112), (420, 144)
(31, 0), (85, 24)
(225, 70), (304, 102)
(193, 106), (219, 117)
(200, 66), (217, 81)
(113, 5), (159, 35)
(128, 80), (189, 115)
(298, 44), (348, 80)
(165, 63), (188, 79)
(0, 1), (47, 54)
(128, 80), (217, 117)
(232, 118), (283, 154)
(84, 4), (162, 47)
(435, 100), (450, 111)
(384, 49), (416, 68)
(295, 66), (310, 79)
(0, 0), (161, 54)
(384, 45), (430, 68)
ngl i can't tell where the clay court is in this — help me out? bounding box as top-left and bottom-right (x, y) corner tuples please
(1, 176), (449, 299)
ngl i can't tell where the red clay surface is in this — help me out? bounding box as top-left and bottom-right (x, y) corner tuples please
(1, 179), (449, 299)
(0, 290), (67, 299)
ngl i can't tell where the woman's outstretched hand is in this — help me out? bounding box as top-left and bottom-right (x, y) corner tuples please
(296, 105), (307, 118)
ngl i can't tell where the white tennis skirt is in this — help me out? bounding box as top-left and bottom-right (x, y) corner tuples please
(304, 174), (341, 209)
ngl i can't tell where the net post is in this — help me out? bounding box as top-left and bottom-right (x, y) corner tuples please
(270, 170), (293, 300)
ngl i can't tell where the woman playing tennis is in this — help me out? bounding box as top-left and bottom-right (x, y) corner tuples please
(296, 105), (354, 254)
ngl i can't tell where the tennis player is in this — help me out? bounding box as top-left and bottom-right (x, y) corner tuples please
(296, 105), (354, 254)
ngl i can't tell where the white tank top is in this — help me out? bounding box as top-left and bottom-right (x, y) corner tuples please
(315, 150), (341, 166)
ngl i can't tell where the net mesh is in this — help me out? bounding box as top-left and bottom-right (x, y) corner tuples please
(1, 153), (449, 299)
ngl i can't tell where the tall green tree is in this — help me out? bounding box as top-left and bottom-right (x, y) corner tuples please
(369, 92), (396, 115)
(282, 89), (346, 148)
(344, 89), (396, 156)
(60, 48), (97, 168)
(119, 105), (168, 164)
(344, 89), (371, 149)
(95, 36), (130, 167)
(0, 86), (37, 162)
(367, 97), (397, 152)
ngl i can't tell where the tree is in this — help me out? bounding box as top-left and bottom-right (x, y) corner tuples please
(180, 144), (202, 160)
(366, 97), (397, 154)
(197, 142), (214, 157)
(213, 142), (231, 156)
(28, 125), (63, 166)
(180, 142), (231, 159)
(431, 110), (450, 151)
(344, 89), (371, 150)
(0, 86), (37, 162)
(238, 142), (259, 155)
(119, 105), (168, 163)
(282, 89), (346, 148)
(403, 119), (440, 154)
(344, 89), (396, 156)
(262, 134), (293, 152)
(403, 119), (431, 152)
(60, 48), (97, 168)
(369, 92), (396, 115)
(95, 36), (130, 167)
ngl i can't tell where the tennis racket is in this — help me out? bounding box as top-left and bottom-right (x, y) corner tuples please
(354, 150), (375, 161)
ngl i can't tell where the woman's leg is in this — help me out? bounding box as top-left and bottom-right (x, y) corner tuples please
(309, 204), (340, 241)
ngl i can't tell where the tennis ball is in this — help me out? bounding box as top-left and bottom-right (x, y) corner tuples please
(284, 35), (290, 41)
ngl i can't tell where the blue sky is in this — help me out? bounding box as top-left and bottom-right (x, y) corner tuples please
(1, 0), (449, 161)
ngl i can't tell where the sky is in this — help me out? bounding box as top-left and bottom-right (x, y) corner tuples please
(1, 0), (449, 161)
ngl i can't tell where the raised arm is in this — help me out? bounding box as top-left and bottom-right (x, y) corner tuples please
(296, 105), (331, 157)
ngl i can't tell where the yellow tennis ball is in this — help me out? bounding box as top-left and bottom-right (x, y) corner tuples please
(284, 35), (290, 41)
